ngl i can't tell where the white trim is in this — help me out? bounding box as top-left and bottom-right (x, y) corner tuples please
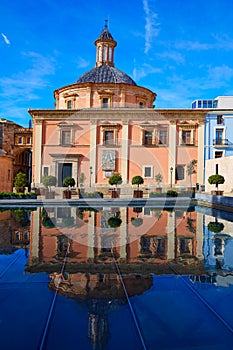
(143, 165), (153, 179)
(42, 165), (50, 177)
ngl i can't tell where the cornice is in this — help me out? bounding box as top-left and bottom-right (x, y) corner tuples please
(28, 108), (207, 122)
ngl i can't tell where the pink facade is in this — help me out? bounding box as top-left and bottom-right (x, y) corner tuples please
(29, 25), (206, 192)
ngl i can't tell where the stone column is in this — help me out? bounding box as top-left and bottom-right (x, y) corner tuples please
(88, 211), (95, 259)
(196, 212), (204, 260)
(168, 121), (177, 187)
(120, 207), (127, 259)
(121, 121), (129, 184)
(34, 120), (43, 186)
(31, 208), (40, 259)
(90, 120), (97, 186)
(197, 122), (205, 185)
(167, 211), (175, 260)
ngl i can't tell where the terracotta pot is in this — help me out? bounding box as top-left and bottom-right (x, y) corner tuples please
(211, 190), (224, 196)
(63, 190), (71, 199)
(45, 191), (55, 199)
(111, 190), (119, 198)
(133, 190), (143, 198)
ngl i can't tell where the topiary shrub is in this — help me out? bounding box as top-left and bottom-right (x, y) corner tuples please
(166, 189), (178, 197)
(14, 172), (27, 193)
(42, 175), (57, 191)
(132, 175), (144, 189)
(131, 217), (143, 227)
(208, 174), (225, 189)
(108, 216), (122, 228)
(62, 177), (76, 188)
(108, 173), (122, 188)
(208, 221), (224, 233)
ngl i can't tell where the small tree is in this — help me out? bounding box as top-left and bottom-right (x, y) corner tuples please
(42, 175), (57, 192)
(208, 174), (225, 189)
(186, 159), (197, 188)
(132, 175), (144, 189)
(108, 173), (122, 188)
(78, 172), (85, 187)
(208, 221), (224, 233)
(63, 177), (75, 190)
(108, 216), (122, 228)
(14, 172), (27, 193)
(155, 173), (163, 188)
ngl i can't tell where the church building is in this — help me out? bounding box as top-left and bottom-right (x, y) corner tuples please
(29, 23), (206, 192)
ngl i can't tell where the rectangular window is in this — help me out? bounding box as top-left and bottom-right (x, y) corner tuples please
(144, 131), (153, 145)
(18, 137), (23, 144)
(67, 100), (72, 109)
(176, 166), (185, 180)
(203, 100), (207, 108)
(27, 137), (31, 144)
(191, 101), (196, 109)
(215, 129), (223, 145)
(182, 130), (192, 145)
(159, 128), (168, 145)
(61, 130), (71, 145)
(43, 166), (49, 177)
(198, 101), (202, 108)
(104, 130), (114, 145)
(215, 151), (223, 158)
(208, 100), (213, 108)
(217, 115), (223, 125)
(213, 100), (218, 108)
(8, 169), (11, 181)
(102, 98), (109, 108)
(143, 166), (153, 178)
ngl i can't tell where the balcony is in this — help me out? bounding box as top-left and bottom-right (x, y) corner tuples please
(213, 139), (229, 146)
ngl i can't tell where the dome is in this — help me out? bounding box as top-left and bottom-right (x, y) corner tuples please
(76, 64), (137, 85)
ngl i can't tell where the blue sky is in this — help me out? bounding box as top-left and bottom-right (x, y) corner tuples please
(1, 0), (233, 127)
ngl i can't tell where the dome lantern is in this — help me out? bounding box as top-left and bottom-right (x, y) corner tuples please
(94, 20), (117, 67)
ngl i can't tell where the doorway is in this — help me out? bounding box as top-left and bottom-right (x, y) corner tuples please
(58, 163), (72, 186)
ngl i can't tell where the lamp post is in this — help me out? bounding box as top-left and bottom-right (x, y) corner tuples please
(89, 166), (93, 188)
(170, 167), (173, 189)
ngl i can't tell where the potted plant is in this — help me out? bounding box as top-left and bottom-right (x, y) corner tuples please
(62, 177), (75, 199)
(132, 175), (144, 198)
(42, 175), (57, 199)
(14, 172), (27, 193)
(108, 216), (122, 228)
(186, 159), (197, 190)
(208, 221), (224, 234)
(208, 174), (225, 195)
(108, 173), (122, 198)
(155, 173), (163, 193)
(77, 172), (85, 197)
(131, 217), (143, 227)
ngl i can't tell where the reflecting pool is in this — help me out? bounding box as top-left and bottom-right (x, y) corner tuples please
(0, 205), (233, 349)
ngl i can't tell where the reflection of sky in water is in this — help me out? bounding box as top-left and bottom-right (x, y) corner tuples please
(0, 206), (233, 349)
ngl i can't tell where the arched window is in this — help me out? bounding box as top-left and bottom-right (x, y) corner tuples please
(103, 46), (107, 61)
(139, 102), (144, 108)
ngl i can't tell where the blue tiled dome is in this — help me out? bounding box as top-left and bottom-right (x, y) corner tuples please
(76, 64), (137, 85)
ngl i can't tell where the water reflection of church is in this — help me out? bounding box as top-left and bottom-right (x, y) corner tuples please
(29, 207), (204, 268)
(11, 206), (233, 349)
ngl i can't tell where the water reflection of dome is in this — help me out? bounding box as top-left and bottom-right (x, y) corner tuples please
(49, 272), (152, 350)
(49, 272), (153, 300)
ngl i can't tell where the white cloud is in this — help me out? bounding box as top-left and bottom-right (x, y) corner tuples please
(76, 57), (90, 69)
(133, 63), (162, 81)
(157, 51), (185, 64)
(1, 33), (10, 45)
(0, 51), (55, 103)
(143, 0), (160, 54)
